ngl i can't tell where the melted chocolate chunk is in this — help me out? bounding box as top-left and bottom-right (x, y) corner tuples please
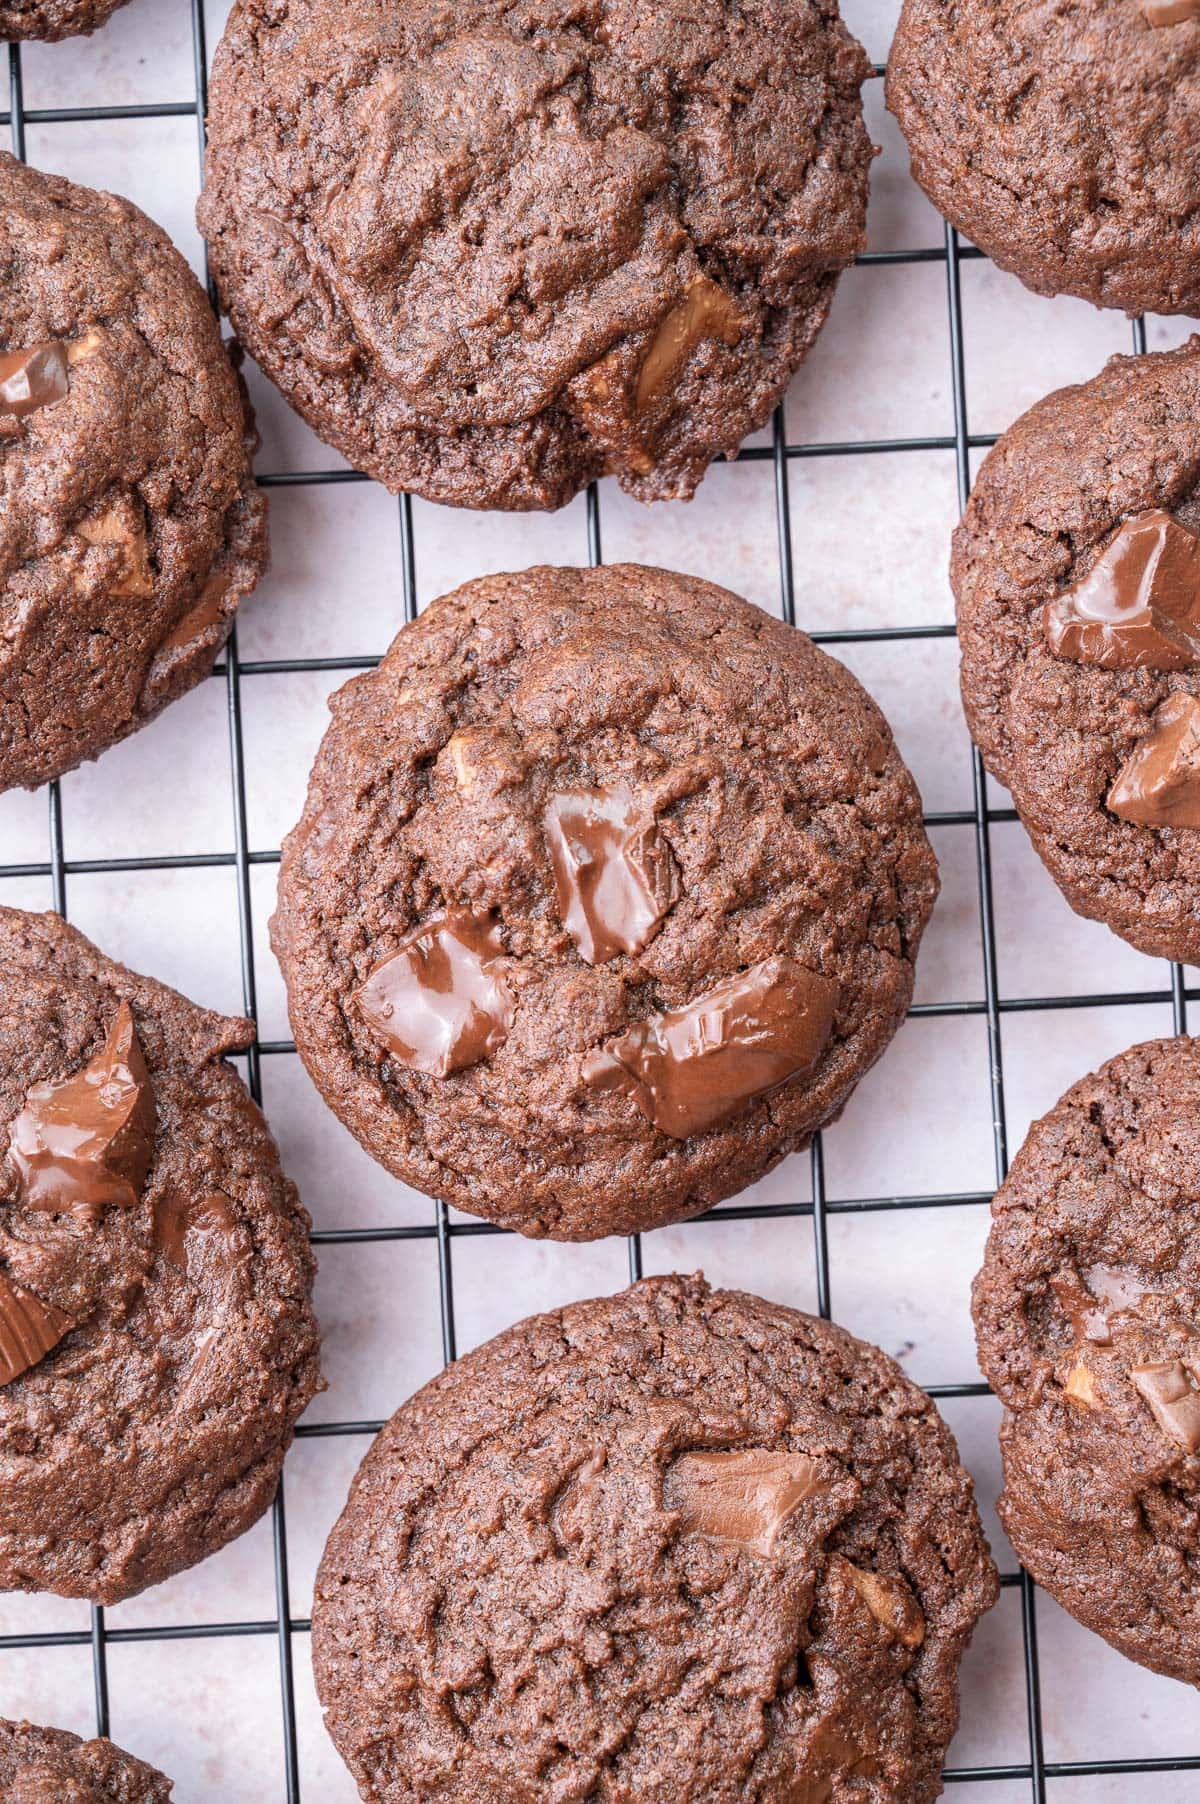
(1141, 0), (1200, 22)
(666, 1448), (830, 1557)
(7, 1001), (157, 1222)
(0, 340), (69, 418)
(354, 909), (515, 1077)
(1108, 691), (1200, 827)
(1044, 511), (1200, 670)
(1130, 1360), (1200, 1453)
(154, 1188), (242, 1277)
(836, 1556), (926, 1648)
(635, 277), (743, 411)
(583, 955), (838, 1138)
(544, 781), (680, 964)
(0, 1270), (73, 1386)
(1051, 1264), (1153, 1346)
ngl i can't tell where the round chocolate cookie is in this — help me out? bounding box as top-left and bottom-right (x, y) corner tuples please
(198, 0), (873, 511)
(314, 1275), (998, 1804)
(887, 0), (1200, 316)
(974, 1036), (1200, 1683)
(0, 0), (128, 38)
(1, 152), (267, 794)
(954, 341), (1200, 963)
(0, 906), (321, 1605)
(272, 564), (938, 1241)
(0, 1719), (172, 1802)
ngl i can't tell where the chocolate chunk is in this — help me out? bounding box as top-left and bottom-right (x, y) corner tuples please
(544, 781), (680, 964)
(666, 1448), (830, 1556)
(1051, 1264), (1153, 1345)
(836, 1557), (927, 1648)
(7, 1001), (157, 1222)
(583, 956), (838, 1138)
(0, 340), (68, 417)
(1108, 692), (1200, 827)
(0, 1270), (73, 1386)
(354, 909), (515, 1077)
(154, 1189), (241, 1276)
(1141, 0), (1200, 22)
(1064, 1362), (1100, 1411)
(1130, 1360), (1200, 1453)
(635, 277), (743, 412)
(1044, 512), (1200, 670)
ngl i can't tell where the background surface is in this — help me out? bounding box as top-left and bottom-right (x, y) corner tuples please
(1, 0), (1198, 1797)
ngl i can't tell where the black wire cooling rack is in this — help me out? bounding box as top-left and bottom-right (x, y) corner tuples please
(3, 4), (1200, 1799)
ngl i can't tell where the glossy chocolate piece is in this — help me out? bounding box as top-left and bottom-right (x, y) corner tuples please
(154, 1188), (241, 1276)
(355, 909), (515, 1077)
(1051, 1264), (1153, 1346)
(666, 1448), (829, 1556)
(1141, 0), (1200, 22)
(1044, 512), (1200, 670)
(1108, 691), (1200, 826)
(544, 781), (680, 964)
(1131, 1360), (1200, 1453)
(0, 340), (69, 417)
(583, 955), (838, 1138)
(0, 1270), (73, 1386)
(837, 1556), (926, 1648)
(636, 277), (742, 410)
(8, 1001), (157, 1222)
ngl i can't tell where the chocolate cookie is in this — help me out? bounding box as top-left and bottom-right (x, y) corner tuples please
(1, 153), (267, 794)
(0, 906), (321, 1604)
(954, 341), (1200, 963)
(272, 564), (938, 1241)
(198, 0), (873, 511)
(0, 0), (127, 38)
(974, 1036), (1200, 1683)
(314, 1275), (998, 1804)
(0, 1719), (171, 1802)
(887, 0), (1200, 316)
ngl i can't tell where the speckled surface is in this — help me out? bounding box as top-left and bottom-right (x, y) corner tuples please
(0, 0), (1198, 1797)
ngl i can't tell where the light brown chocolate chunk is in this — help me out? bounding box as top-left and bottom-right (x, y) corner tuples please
(7, 1002), (156, 1223)
(837, 1556), (927, 1647)
(1108, 691), (1200, 827)
(1064, 1362), (1101, 1411)
(1141, 0), (1200, 23)
(354, 910), (515, 1077)
(666, 1447), (830, 1556)
(1043, 511), (1200, 671)
(1131, 1360), (1200, 1452)
(0, 341), (69, 417)
(584, 956), (839, 1138)
(635, 277), (744, 412)
(0, 1271), (74, 1386)
(543, 782), (680, 964)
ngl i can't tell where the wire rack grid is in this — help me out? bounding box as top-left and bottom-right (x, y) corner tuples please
(1, 4), (1198, 1799)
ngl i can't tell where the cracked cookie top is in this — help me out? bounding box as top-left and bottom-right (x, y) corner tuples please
(888, 0), (1200, 315)
(313, 1275), (998, 1804)
(974, 1035), (1200, 1683)
(0, 906), (321, 1605)
(198, 0), (873, 511)
(271, 564), (938, 1241)
(0, 153), (267, 793)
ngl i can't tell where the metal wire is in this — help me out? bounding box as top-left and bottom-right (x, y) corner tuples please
(2, 11), (1198, 1799)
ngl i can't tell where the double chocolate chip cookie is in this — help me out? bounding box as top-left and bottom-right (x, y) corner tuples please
(314, 1275), (998, 1804)
(198, 0), (873, 511)
(974, 1036), (1200, 1682)
(1, 153), (266, 793)
(888, 0), (1200, 316)
(0, 1719), (171, 1802)
(955, 341), (1200, 962)
(273, 564), (938, 1241)
(0, 906), (321, 1604)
